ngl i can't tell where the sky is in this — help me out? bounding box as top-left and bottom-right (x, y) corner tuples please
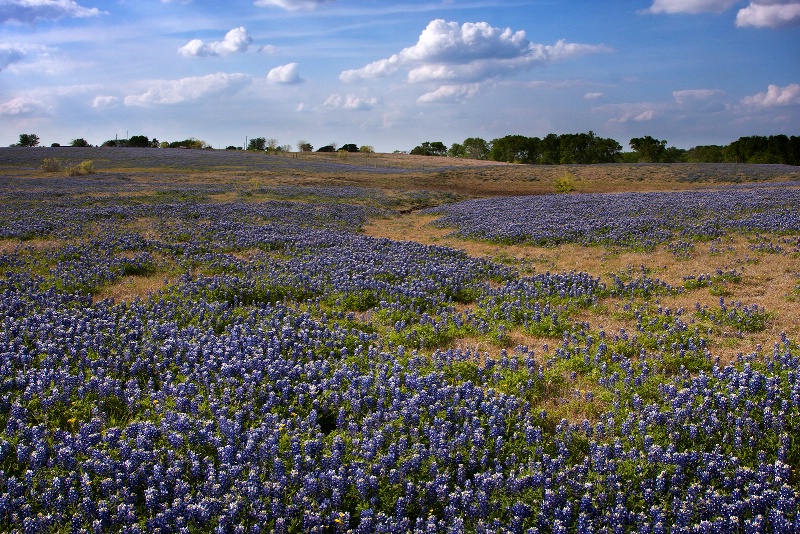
(0, 0), (799, 153)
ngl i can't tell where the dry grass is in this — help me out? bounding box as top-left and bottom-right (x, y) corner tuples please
(0, 238), (63, 254)
(92, 273), (170, 304)
(363, 212), (800, 364)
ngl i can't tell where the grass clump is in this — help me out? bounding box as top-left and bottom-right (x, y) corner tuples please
(41, 157), (62, 172)
(66, 160), (96, 176)
(554, 171), (577, 193)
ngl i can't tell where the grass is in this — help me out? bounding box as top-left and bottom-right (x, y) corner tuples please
(363, 215), (800, 364)
(3, 147), (799, 426)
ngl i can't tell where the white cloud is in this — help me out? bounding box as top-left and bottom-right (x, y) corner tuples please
(340, 19), (610, 84)
(267, 62), (302, 84)
(0, 43), (29, 71)
(735, 1), (800, 27)
(599, 102), (660, 123)
(323, 93), (378, 110)
(641, 0), (738, 14)
(0, 96), (46, 116)
(92, 95), (118, 107)
(417, 83), (481, 103)
(742, 83), (800, 107)
(123, 72), (251, 106)
(0, 0), (101, 23)
(179, 27), (252, 57)
(253, 0), (331, 11)
(584, 92), (604, 100)
(672, 89), (724, 104)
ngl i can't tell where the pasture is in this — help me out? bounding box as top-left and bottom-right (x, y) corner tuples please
(1, 147), (799, 533)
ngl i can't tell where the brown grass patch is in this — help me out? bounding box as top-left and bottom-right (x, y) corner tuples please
(0, 238), (63, 254)
(92, 273), (170, 304)
(364, 211), (800, 364)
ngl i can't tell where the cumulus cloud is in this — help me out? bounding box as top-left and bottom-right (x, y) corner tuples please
(254, 0), (331, 11)
(0, 96), (46, 116)
(672, 89), (724, 104)
(179, 27), (252, 57)
(123, 72), (251, 106)
(735, 1), (800, 27)
(340, 19), (610, 84)
(267, 62), (302, 84)
(92, 95), (118, 107)
(597, 102), (661, 123)
(641, 0), (739, 14)
(0, 44), (28, 71)
(0, 0), (101, 23)
(0, 43), (66, 74)
(742, 83), (800, 107)
(417, 83), (481, 103)
(323, 93), (378, 110)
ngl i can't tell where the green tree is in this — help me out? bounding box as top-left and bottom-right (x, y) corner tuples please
(463, 137), (490, 160)
(686, 145), (725, 163)
(128, 135), (150, 148)
(411, 141), (447, 156)
(70, 138), (90, 147)
(247, 137), (266, 151)
(448, 142), (466, 158)
(297, 140), (313, 152)
(341, 143), (359, 152)
(18, 133), (40, 147)
(489, 135), (538, 163)
(168, 138), (207, 149)
(629, 136), (667, 163)
(539, 134), (561, 164)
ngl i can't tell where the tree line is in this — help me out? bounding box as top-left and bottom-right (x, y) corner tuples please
(411, 133), (800, 166)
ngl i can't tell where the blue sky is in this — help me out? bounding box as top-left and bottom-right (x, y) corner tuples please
(1, 0), (798, 152)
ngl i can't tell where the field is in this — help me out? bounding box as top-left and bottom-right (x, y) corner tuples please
(1, 147), (799, 533)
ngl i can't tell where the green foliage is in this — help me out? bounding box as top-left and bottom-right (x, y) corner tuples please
(128, 135), (150, 148)
(554, 171), (577, 193)
(488, 131), (620, 164)
(463, 137), (491, 160)
(17, 133), (40, 147)
(168, 138), (208, 149)
(695, 299), (773, 333)
(65, 160), (95, 176)
(447, 142), (465, 158)
(70, 138), (90, 147)
(724, 135), (800, 165)
(247, 137), (266, 151)
(41, 157), (62, 172)
(410, 141), (447, 156)
(629, 135), (668, 162)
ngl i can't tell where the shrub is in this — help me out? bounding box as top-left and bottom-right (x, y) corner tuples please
(554, 171), (577, 193)
(65, 160), (95, 176)
(41, 158), (63, 172)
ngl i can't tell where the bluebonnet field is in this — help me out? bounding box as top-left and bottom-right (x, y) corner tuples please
(0, 148), (798, 533)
